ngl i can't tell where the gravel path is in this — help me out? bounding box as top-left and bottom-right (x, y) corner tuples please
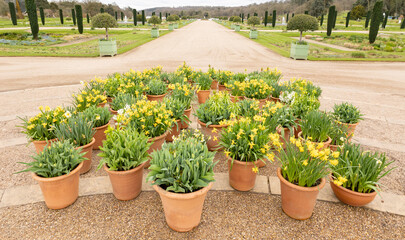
(0, 192), (403, 239)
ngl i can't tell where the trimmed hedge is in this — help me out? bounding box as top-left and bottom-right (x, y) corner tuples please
(59, 9), (64, 24)
(272, 10), (276, 27)
(25, 0), (39, 40)
(75, 5), (83, 34)
(8, 2), (17, 26)
(327, 5), (335, 36)
(369, 1), (383, 44)
(72, 9), (76, 25)
(39, 7), (45, 25)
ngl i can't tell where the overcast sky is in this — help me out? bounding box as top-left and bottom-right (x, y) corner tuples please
(99, 0), (271, 10)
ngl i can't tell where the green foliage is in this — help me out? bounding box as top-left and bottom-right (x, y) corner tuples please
(133, 9), (137, 26)
(164, 97), (190, 128)
(194, 73), (213, 90)
(110, 93), (139, 111)
(247, 16), (260, 28)
(290, 94), (320, 119)
(300, 110), (332, 142)
(72, 88), (107, 112)
(351, 5), (365, 20)
(39, 7), (45, 25)
(71, 9), (76, 25)
(237, 99), (260, 118)
(121, 12), (124, 21)
(382, 12), (388, 29)
(82, 106), (111, 128)
(287, 14), (318, 42)
(75, 5), (83, 34)
(147, 136), (216, 193)
(401, 18), (405, 29)
(351, 52), (366, 58)
(272, 10), (276, 27)
(114, 11), (117, 21)
(98, 127), (151, 171)
(91, 13), (117, 40)
(196, 91), (238, 125)
(216, 70), (233, 85)
(59, 9), (64, 24)
(273, 106), (297, 130)
(17, 141), (85, 178)
(331, 143), (395, 193)
(320, 14), (324, 26)
(142, 10), (145, 25)
(264, 11), (268, 27)
(243, 79), (273, 100)
(100, 8), (104, 13)
(233, 16), (241, 23)
(333, 10), (337, 28)
(345, 12), (350, 27)
(327, 5), (335, 36)
(148, 15), (162, 26)
(365, 11), (371, 28)
(87, 13), (90, 24)
(167, 15), (176, 22)
(55, 114), (95, 147)
(146, 78), (167, 95)
(332, 102), (363, 124)
(329, 121), (349, 145)
(270, 82), (285, 98)
(8, 2), (17, 26)
(104, 74), (122, 97)
(19, 106), (66, 141)
(25, 0), (39, 39)
(369, 1), (383, 44)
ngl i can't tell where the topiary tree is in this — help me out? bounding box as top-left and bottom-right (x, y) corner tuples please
(287, 14), (319, 42)
(345, 11), (350, 27)
(247, 13), (250, 19)
(286, 13), (289, 22)
(148, 15), (161, 28)
(351, 5), (365, 20)
(39, 7), (45, 25)
(272, 10), (276, 27)
(121, 12), (124, 21)
(75, 5), (83, 34)
(133, 9), (137, 26)
(241, 13), (244, 23)
(159, 12), (162, 20)
(59, 9), (64, 24)
(382, 12), (388, 29)
(401, 18), (405, 29)
(71, 9), (76, 25)
(86, 13), (90, 23)
(142, 10), (145, 25)
(247, 16), (260, 30)
(264, 11), (268, 27)
(114, 11), (117, 21)
(327, 5), (335, 36)
(173, 14), (180, 21)
(365, 11), (371, 28)
(369, 1), (383, 43)
(167, 15), (176, 22)
(25, 0), (39, 40)
(92, 13), (118, 40)
(320, 14), (324, 26)
(333, 9), (337, 28)
(8, 2), (17, 26)
(233, 16), (241, 24)
(305, 11), (309, 15)
(100, 8), (104, 13)
(292, 13), (295, 18)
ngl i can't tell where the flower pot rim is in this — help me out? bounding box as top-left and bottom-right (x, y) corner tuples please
(146, 92), (168, 98)
(270, 96), (280, 101)
(148, 131), (168, 142)
(184, 107), (192, 112)
(277, 168), (326, 191)
(93, 122), (110, 131)
(197, 119), (227, 128)
(226, 156), (261, 166)
(109, 107), (118, 113)
(244, 96), (269, 101)
(76, 137), (96, 149)
(103, 162), (146, 174)
(32, 161), (83, 182)
(31, 138), (58, 144)
(152, 182), (213, 199)
(341, 122), (360, 127)
(329, 175), (378, 197)
(198, 89), (211, 92)
(298, 131), (331, 145)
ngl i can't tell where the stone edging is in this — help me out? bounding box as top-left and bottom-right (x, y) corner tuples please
(0, 173), (404, 216)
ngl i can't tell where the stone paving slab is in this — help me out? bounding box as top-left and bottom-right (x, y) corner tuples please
(0, 137), (26, 148)
(0, 184), (43, 208)
(354, 137), (405, 153)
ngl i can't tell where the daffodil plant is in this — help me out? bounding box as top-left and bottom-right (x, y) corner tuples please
(332, 102), (363, 124)
(110, 93), (141, 112)
(194, 73), (213, 91)
(216, 70), (233, 85)
(237, 98), (260, 118)
(54, 114), (95, 147)
(82, 106), (111, 128)
(145, 78), (167, 96)
(175, 62), (194, 80)
(195, 91), (238, 126)
(243, 79), (274, 100)
(300, 110), (332, 143)
(72, 89), (107, 112)
(168, 82), (196, 109)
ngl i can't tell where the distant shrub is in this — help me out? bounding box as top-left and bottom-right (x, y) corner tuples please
(351, 52), (365, 58)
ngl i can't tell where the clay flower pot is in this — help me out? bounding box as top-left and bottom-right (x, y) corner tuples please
(341, 122), (359, 140)
(270, 96), (280, 103)
(230, 95), (243, 103)
(197, 90), (210, 104)
(32, 162), (83, 209)
(144, 132), (168, 168)
(329, 175), (377, 206)
(329, 144), (340, 152)
(211, 80), (218, 90)
(197, 119), (226, 151)
(256, 159), (266, 168)
(228, 157), (259, 191)
(77, 137), (96, 174)
(92, 123), (109, 150)
(153, 182), (213, 232)
(298, 132), (332, 150)
(218, 84), (226, 91)
(147, 93), (168, 102)
(179, 107), (192, 129)
(109, 108), (118, 115)
(277, 168), (325, 220)
(32, 138), (58, 153)
(244, 97), (268, 109)
(277, 127), (292, 149)
(165, 119), (181, 142)
(98, 102), (106, 108)
(103, 162), (146, 201)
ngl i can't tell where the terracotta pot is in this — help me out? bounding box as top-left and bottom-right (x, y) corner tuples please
(147, 93), (168, 102)
(244, 97), (268, 109)
(218, 84), (226, 91)
(179, 107), (192, 129)
(257, 159), (266, 168)
(103, 162), (146, 201)
(197, 119), (226, 151)
(293, 119), (302, 138)
(341, 122), (359, 140)
(107, 97), (113, 103)
(77, 137), (96, 174)
(145, 132), (168, 168)
(166, 120), (181, 142)
(32, 138), (58, 153)
(298, 132), (332, 150)
(211, 80), (218, 90)
(230, 95), (243, 103)
(197, 90), (210, 104)
(153, 182), (213, 232)
(109, 108), (118, 115)
(32, 162), (83, 209)
(277, 168), (325, 220)
(277, 127), (292, 149)
(92, 123), (109, 150)
(271, 96), (280, 103)
(329, 175), (377, 207)
(98, 102), (107, 108)
(228, 157), (259, 191)
(329, 144), (340, 152)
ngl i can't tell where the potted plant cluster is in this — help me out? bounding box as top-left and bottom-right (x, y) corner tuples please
(109, 93), (139, 115)
(237, 98), (260, 119)
(247, 16), (260, 39)
(298, 110), (332, 149)
(243, 79), (274, 108)
(287, 14), (318, 60)
(194, 73), (213, 104)
(330, 143), (395, 206)
(168, 82), (196, 129)
(148, 15), (161, 38)
(147, 134), (216, 232)
(217, 70), (233, 91)
(164, 97), (190, 141)
(98, 126), (151, 200)
(82, 106), (112, 150)
(331, 102), (363, 139)
(92, 13), (118, 57)
(145, 78), (168, 102)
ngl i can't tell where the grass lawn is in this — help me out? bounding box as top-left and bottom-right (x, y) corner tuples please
(0, 29), (169, 57)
